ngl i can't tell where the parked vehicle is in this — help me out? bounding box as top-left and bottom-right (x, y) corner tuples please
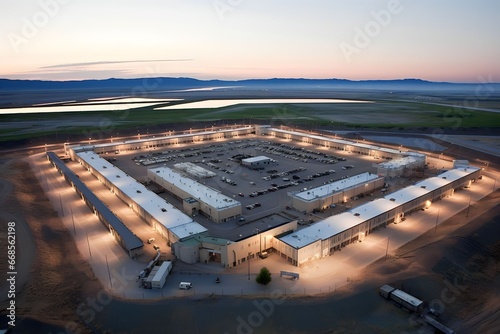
(179, 282), (193, 290)
(379, 284), (424, 313)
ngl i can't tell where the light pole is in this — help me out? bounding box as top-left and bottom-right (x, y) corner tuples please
(466, 196), (472, 218)
(105, 255), (113, 288)
(435, 208), (440, 234)
(385, 235), (390, 258)
(70, 206), (76, 236)
(86, 232), (92, 258)
(59, 194), (64, 215)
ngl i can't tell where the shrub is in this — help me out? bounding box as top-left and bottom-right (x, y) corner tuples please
(255, 267), (272, 285)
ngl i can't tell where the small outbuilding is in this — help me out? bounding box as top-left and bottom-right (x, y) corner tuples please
(241, 156), (276, 169)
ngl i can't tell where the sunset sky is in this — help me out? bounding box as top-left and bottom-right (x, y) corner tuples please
(1, 0), (499, 82)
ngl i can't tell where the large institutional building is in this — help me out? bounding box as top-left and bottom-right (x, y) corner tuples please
(148, 166), (242, 223)
(276, 165), (480, 266)
(291, 172), (385, 213)
(53, 125), (482, 268)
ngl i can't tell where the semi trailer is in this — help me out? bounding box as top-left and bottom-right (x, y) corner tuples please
(379, 284), (455, 334)
(379, 284), (424, 313)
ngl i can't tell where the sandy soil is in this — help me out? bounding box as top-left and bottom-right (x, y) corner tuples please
(441, 135), (500, 157)
(0, 157), (101, 333)
(344, 189), (500, 333)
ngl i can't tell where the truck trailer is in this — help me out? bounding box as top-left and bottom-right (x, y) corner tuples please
(380, 285), (455, 333)
(379, 284), (424, 313)
(151, 261), (173, 289)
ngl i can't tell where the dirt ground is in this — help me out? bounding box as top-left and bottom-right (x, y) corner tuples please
(0, 156), (101, 333)
(344, 189), (500, 333)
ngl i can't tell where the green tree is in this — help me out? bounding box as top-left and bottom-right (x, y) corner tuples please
(255, 267), (272, 285)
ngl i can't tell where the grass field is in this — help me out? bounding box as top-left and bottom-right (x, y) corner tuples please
(1, 98), (500, 142)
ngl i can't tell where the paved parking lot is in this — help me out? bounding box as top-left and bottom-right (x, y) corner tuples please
(66, 133), (459, 255)
(109, 135), (393, 239)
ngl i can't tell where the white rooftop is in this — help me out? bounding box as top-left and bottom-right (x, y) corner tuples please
(242, 156), (272, 164)
(265, 128), (408, 156)
(174, 162), (217, 178)
(377, 155), (425, 169)
(280, 212), (362, 248)
(391, 289), (423, 306)
(152, 261), (172, 282)
(170, 222), (209, 240)
(76, 151), (206, 236)
(351, 198), (399, 221)
(70, 126), (254, 151)
(293, 172), (381, 201)
(384, 166), (480, 204)
(280, 166), (480, 249)
(150, 166), (241, 210)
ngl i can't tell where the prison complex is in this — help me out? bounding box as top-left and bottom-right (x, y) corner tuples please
(54, 125), (482, 268)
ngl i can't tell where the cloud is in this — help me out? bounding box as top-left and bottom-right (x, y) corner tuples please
(4, 69), (132, 81)
(40, 59), (194, 69)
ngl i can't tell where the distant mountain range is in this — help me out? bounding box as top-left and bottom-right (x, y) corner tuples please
(1, 77), (498, 91)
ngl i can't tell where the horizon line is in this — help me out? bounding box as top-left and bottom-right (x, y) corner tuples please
(1, 76), (498, 85)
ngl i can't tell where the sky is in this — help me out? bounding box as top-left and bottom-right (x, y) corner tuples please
(1, 0), (499, 83)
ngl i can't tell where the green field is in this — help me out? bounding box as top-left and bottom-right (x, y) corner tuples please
(1, 99), (500, 142)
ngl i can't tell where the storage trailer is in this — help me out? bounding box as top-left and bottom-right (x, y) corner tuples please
(379, 284), (455, 333)
(151, 261), (173, 289)
(379, 284), (424, 313)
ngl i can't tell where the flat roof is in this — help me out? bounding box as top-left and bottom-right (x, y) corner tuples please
(169, 222), (208, 241)
(265, 128), (406, 156)
(149, 166), (241, 210)
(377, 155), (425, 169)
(70, 126), (254, 151)
(47, 152), (143, 251)
(293, 172), (381, 201)
(242, 156), (271, 164)
(384, 166), (480, 205)
(279, 226), (324, 249)
(200, 235), (232, 246)
(280, 166), (480, 249)
(392, 289), (423, 306)
(174, 162), (217, 178)
(351, 198), (399, 221)
(152, 261), (172, 282)
(76, 151), (207, 238)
